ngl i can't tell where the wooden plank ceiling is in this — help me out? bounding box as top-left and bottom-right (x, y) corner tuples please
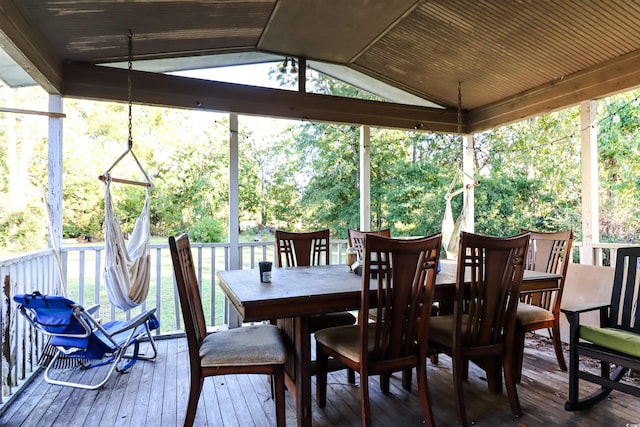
(2, 0), (640, 133)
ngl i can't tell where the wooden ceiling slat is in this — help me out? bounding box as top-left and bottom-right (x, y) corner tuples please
(5, 0), (640, 131)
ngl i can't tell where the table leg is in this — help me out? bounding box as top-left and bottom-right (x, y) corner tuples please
(294, 316), (312, 427)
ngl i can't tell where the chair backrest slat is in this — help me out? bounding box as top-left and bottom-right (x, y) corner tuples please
(275, 229), (330, 267)
(521, 229), (573, 312)
(169, 234), (207, 356)
(348, 228), (391, 260)
(457, 232), (530, 347)
(608, 247), (640, 332)
(362, 233), (441, 363)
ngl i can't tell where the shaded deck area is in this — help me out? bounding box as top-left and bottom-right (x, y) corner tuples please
(0, 334), (637, 426)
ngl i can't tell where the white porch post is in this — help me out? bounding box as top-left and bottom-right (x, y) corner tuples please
(580, 100), (599, 265)
(48, 95), (64, 293)
(227, 112), (241, 327)
(359, 125), (371, 231)
(462, 134), (475, 232)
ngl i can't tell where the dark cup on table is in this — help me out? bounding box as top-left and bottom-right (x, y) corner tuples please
(259, 261), (272, 283)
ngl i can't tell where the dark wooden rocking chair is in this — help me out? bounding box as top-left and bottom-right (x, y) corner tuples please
(563, 246), (640, 411)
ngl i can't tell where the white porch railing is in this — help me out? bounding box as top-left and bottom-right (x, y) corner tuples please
(0, 239), (349, 406)
(0, 239), (631, 406)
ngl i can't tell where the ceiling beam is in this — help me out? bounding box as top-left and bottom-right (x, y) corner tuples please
(0, 0), (62, 93)
(62, 63), (462, 133)
(468, 49), (640, 133)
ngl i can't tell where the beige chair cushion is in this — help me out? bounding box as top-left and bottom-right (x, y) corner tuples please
(308, 311), (357, 332)
(315, 325), (377, 363)
(516, 303), (554, 326)
(200, 324), (286, 367)
(429, 314), (472, 347)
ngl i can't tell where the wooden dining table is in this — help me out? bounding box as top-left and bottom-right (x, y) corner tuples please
(217, 260), (561, 427)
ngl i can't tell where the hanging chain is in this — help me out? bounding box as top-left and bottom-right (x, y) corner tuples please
(457, 81), (462, 135)
(457, 81), (463, 169)
(127, 29), (133, 150)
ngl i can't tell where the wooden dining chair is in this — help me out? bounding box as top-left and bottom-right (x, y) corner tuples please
(169, 234), (287, 427)
(275, 229), (357, 329)
(428, 231), (530, 427)
(315, 233), (442, 427)
(347, 228), (391, 260)
(275, 229), (357, 382)
(513, 229), (573, 382)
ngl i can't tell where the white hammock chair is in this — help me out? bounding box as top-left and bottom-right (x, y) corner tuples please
(103, 176), (152, 310)
(441, 173), (479, 259)
(100, 31), (154, 311)
(441, 189), (469, 259)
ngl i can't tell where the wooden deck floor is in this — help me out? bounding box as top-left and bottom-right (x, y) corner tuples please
(0, 334), (638, 427)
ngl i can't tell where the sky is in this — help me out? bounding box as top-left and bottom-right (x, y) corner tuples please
(175, 63), (281, 89)
(175, 63), (297, 143)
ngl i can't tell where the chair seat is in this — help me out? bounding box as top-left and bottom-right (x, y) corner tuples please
(429, 314), (469, 347)
(515, 303), (554, 326)
(315, 324), (376, 362)
(200, 324), (286, 367)
(580, 326), (640, 358)
(308, 311), (357, 332)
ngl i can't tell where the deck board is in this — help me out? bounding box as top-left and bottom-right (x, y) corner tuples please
(0, 334), (638, 427)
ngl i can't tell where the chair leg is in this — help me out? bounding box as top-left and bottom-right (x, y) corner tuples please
(184, 376), (204, 427)
(513, 325), (526, 383)
(485, 358), (503, 394)
(316, 348), (329, 408)
(503, 355), (522, 418)
(550, 324), (567, 371)
(348, 367), (356, 384)
(565, 314), (581, 410)
(402, 368), (412, 391)
(360, 371), (372, 427)
(380, 374), (390, 394)
(273, 366), (286, 427)
(452, 354), (468, 427)
(416, 361), (435, 427)
(462, 358), (469, 381)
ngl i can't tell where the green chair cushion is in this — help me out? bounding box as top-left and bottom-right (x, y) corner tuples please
(516, 303), (554, 326)
(580, 325), (640, 358)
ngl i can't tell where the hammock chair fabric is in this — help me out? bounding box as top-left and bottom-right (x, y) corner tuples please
(441, 188), (470, 259)
(103, 178), (151, 310)
(441, 198), (456, 259)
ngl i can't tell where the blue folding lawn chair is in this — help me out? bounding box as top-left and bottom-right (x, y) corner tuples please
(14, 292), (159, 390)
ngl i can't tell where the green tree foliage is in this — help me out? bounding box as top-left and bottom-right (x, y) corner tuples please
(3, 72), (640, 255)
(472, 108), (582, 237)
(596, 90), (640, 242)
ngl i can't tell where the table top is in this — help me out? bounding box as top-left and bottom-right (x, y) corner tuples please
(217, 259), (561, 322)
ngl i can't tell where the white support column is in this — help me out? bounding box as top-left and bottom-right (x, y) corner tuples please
(580, 101), (599, 265)
(48, 95), (63, 294)
(462, 134), (475, 232)
(227, 113), (241, 327)
(359, 125), (371, 231)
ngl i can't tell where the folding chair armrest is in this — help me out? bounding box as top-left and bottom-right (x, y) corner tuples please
(85, 304), (100, 315)
(106, 308), (157, 336)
